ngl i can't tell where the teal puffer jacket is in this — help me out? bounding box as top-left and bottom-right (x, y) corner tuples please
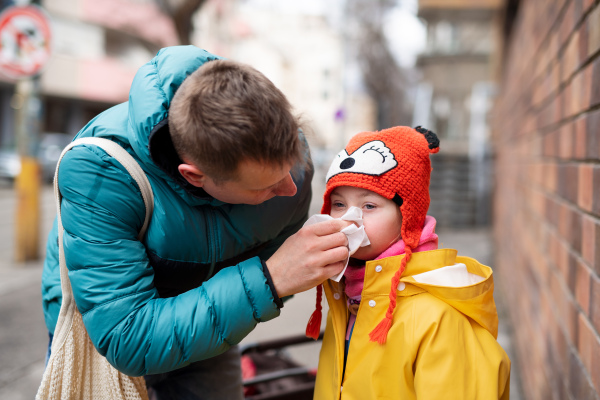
(40, 46), (313, 376)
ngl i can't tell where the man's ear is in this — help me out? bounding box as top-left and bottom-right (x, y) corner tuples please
(178, 163), (206, 187)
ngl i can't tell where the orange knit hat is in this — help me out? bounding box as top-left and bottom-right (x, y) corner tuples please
(306, 126), (439, 344)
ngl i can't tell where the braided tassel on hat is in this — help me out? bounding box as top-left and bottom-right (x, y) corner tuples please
(305, 284), (322, 339)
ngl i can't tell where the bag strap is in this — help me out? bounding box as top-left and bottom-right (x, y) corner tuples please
(51, 137), (154, 351)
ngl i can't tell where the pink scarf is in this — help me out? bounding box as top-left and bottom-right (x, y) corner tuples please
(344, 215), (439, 300)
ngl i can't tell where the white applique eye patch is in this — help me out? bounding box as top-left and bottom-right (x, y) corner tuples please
(326, 140), (398, 182)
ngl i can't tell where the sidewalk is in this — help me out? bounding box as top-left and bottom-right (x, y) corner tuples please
(0, 186), (51, 400)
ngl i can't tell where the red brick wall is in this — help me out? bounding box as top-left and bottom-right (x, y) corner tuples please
(493, 0), (600, 399)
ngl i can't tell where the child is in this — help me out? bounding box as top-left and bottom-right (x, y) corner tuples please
(306, 126), (511, 399)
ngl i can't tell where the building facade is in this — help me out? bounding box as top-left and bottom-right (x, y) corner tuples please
(493, 0), (600, 398)
(415, 0), (502, 227)
(0, 0), (177, 151)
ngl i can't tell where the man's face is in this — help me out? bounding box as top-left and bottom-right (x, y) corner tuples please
(329, 186), (403, 260)
(201, 159), (297, 205)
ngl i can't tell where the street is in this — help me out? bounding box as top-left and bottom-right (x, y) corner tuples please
(0, 183), (522, 399)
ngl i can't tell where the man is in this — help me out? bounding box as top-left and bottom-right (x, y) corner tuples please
(41, 46), (349, 399)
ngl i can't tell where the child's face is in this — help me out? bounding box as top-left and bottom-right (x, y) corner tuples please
(329, 186), (403, 260)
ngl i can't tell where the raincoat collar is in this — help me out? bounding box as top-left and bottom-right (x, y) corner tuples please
(360, 248), (499, 338)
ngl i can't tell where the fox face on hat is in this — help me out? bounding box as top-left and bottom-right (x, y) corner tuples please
(306, 125), (440, 344)
(321, 125), (440, 251)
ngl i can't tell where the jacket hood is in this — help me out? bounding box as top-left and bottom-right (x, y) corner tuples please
(127, 46), (223, 205)
(362, 248), (499, 338)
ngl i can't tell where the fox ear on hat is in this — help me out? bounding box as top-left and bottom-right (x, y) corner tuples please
(414, 126), (440, 154)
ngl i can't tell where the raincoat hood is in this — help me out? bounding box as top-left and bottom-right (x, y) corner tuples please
(378, 248), (499, 338)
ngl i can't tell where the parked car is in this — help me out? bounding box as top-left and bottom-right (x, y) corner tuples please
(0, 149), (21, 181)
(0, 132), (74, 184)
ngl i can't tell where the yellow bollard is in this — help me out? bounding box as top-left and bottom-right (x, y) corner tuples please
(15, 156), (41, 262)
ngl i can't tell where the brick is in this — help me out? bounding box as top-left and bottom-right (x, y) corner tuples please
(580, 18), (590, 64)
(558, 122), (573, 159)
(547, 162), (558, 193)
(592, 57), (600, 108)
(582, 215), (596, 267)
(568, 286), (580, 344)
(578, 313), (595, 378)
(543, 130), (558, 157)
(576, 259), (592, 315)
(570, 68), (584, 116)
(556, 235), (570, 280)
(586, 109), (600, 159)
(569, 348), (598, 400)
(593, 167), (600, 216)
(547, 196), (559, 227)
(591, 273), (600, 333)
(579, 164), (594, 212)
(558, 164), (579, 203)
(573, 0), (584, 25)
(570, 209), (583, 254)
(582, 60), (593, 110)
(589, 5), (600, 57)
(559, 0), (575, 49)
(574, 116), (587, 158)
(559, 204), (571, 239)
(590, 290), (600, 394)
(563, 32), (581, 82)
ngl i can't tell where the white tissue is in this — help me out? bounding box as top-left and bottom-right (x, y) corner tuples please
(303, 206), (370, 282)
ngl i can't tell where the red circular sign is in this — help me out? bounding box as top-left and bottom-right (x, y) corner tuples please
(0, 6), (51, 78)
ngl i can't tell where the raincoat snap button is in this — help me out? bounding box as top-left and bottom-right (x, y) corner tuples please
(333, 293), (341, 300)
(375, 265), (383, 272)
(368, 300), (376, 307)
(397, 282), (406, 291)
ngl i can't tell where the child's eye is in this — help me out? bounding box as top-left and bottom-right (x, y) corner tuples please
(364, 204), (376, 210)
(332, 201), (345, 208)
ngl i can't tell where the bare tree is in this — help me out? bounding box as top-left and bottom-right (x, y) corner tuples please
(154, 0), (208, 45)
(346, 0), (412, 129)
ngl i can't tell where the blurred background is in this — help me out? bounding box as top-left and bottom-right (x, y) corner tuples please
(0, 0), (597, 399)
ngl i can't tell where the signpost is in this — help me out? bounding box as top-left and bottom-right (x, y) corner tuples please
(0, 5), (51, 262)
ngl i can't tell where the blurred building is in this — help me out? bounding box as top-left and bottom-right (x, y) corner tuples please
(414, 0), (502, 228)
(0, 0), (376, 178)
(0, 0), (177, 150)
(192, 0), (377, 163)
(494, 0), (600, 398)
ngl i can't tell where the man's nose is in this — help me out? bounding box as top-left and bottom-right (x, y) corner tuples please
(273, 173), (297, 197)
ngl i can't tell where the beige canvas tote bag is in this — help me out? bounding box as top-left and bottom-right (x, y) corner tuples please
(37, 137), (152, 400)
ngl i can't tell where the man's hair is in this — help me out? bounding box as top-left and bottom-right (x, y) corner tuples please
(169, 59), (302, 182)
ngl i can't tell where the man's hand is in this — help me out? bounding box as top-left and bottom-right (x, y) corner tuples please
(265, 219), (351, 298)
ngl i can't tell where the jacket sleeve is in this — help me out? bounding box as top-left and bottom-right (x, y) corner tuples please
(41, 218), (61, 334)
(58, 144), (280, 376)
(412, 301), (511, 400)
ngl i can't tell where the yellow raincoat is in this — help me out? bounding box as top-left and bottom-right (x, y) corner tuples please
(314, 248), (511, 400)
